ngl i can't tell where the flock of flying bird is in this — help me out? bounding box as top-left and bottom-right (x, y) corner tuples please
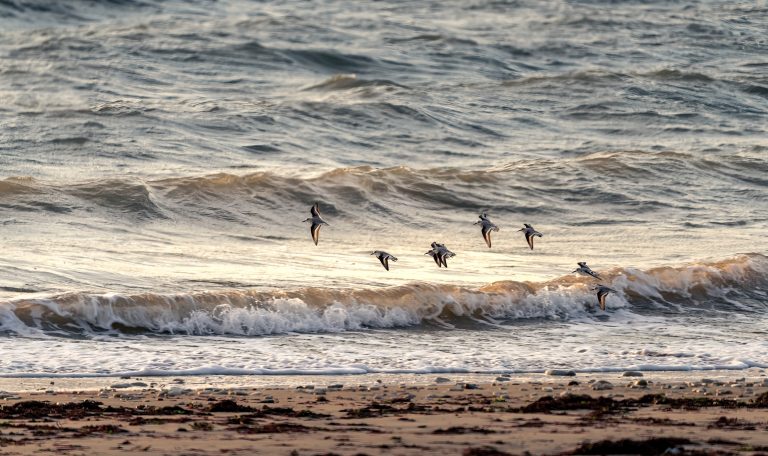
(303, 203), (617, 311)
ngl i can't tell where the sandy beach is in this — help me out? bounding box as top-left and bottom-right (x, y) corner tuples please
(0, 370), (766, 455)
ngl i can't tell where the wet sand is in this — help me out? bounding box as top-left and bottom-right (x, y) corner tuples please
(0, 371), (767, 455)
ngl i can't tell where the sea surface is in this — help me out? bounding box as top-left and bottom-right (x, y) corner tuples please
(0, 0), (766, 377)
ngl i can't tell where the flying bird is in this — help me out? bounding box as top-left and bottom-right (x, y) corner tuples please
(371, 251), (397, 271)
(518, 224), (543, 250)
(302, 203), (329, 245)
(474, 213), (499, 248)
(594, 285), (616, 311)
(425, 242), (442, 267)
(425, 242), (456, 268)
(573, 262), (601, 279)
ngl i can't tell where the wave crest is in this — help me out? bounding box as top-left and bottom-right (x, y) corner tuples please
(1, 254), (764, 338)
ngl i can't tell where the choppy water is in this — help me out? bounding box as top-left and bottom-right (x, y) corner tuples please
(0, 0), (766, 377)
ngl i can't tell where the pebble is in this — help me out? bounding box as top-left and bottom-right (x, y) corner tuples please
(114, 393), (144, 400)
(160, 387), (191, 397)
(567, 380), (580, 386)
(622, 371), (644, 377)
(495, 377), (510, 382)
(228, 389), (249, 396)
(542, 387), (553, 393)
(172, 378), (185, 384)
(592, 380), (614, 391)
(545, 369), (576, 376)
(435, 377), (451, 384)
(701, 378), (715, 385)
(632, 379), (648, 388)
(110, 383), (133, 389)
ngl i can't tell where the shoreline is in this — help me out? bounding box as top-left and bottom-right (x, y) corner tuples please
(1, 370), (767, 455)
(1, 368), (766, 392)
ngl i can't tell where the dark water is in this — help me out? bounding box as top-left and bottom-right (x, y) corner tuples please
(0, 0), (766, 376)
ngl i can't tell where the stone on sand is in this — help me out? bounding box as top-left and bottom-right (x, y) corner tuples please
(592, 380), (614, 391)
(545, 369), (576, 377)
(622, 371), (644, 377)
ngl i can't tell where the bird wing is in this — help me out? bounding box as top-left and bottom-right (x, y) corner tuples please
(525, 232), (534, 250)
(311, 223), (321, 245)
(431, 253), (441, 267)
(597, 290), (607, 311)
(439, 253), (448, 268)
(379, 255), (389, 271)
(311, 203), (320, 217)
(482, 225), (492, 248)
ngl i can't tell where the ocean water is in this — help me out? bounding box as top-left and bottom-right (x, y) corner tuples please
(0, 0), (766, 377)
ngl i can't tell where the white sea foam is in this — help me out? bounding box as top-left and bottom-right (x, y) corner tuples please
(0, 255), (765, 377)
(1, 254), (764, 338)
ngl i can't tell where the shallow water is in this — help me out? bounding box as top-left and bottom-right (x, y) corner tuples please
(0, 0), (766, 377)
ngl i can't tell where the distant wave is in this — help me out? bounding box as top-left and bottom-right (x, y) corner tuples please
(503, 69), (719, 88)
(2, 254), (765, 338)
(1, 150), (765, 226)
(0, 0), (155, 23)
(302, 74), (407, 93)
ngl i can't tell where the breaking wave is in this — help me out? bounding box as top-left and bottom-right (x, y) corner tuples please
(2, 254), (765, 338)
